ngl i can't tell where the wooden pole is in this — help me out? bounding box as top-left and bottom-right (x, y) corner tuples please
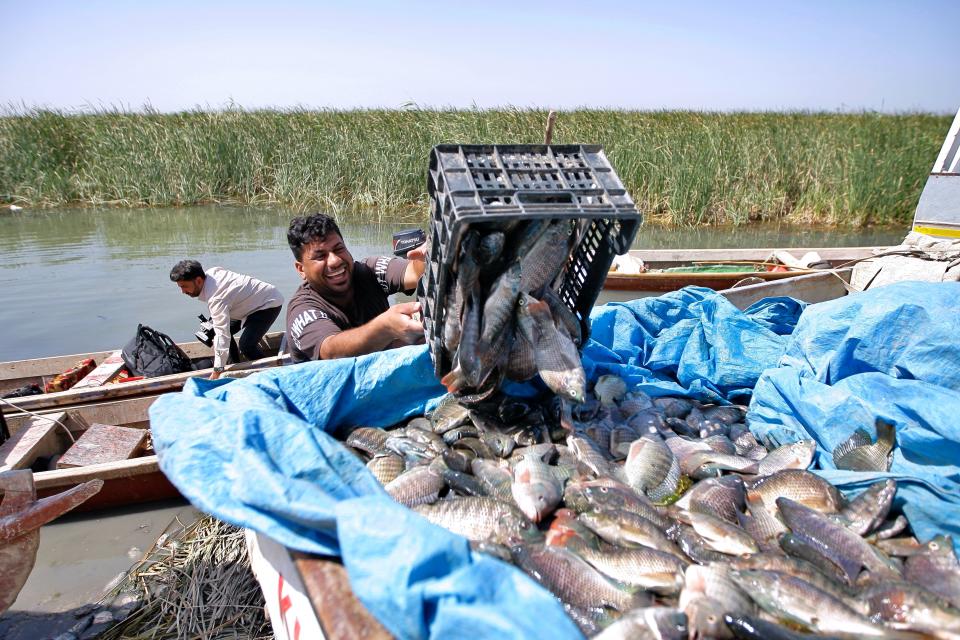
(544, 110), (557, 145)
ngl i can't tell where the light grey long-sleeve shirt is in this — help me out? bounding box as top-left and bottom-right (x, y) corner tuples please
(198, 267), (284, 369)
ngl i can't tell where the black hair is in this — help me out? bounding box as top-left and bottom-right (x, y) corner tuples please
(169, 260), (205, 282)
(287, 212), (342, 261)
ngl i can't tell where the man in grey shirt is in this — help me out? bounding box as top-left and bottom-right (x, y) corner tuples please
(170, 260), (284, 379)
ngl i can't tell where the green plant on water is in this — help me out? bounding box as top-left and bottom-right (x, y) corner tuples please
(0, 107), (948, 227)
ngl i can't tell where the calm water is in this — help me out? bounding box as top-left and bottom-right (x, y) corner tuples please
(0, 205), (907, 361)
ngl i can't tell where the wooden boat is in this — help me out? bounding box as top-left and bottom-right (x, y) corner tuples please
(603, 246), (881, 292)
(1, 395), (176, 512)
(0, 361), (278, 513)
(0, 332), (287, 414)
(1, 362), (273, 513)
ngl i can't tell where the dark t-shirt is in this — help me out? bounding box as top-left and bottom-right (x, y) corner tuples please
(286, 256), (412, 363)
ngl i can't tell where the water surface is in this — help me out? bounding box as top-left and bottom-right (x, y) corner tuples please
(0, 205), (907, 361)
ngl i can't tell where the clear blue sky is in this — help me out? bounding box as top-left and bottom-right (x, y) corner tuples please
(1, 0), (957, 113)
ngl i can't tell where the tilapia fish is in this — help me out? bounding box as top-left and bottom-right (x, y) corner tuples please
(437, 219), (586, 401)
(338, 376), (957, 640)
(510, 543), (647, 613)
(517, 293), (586, 403)
(832, 418), (895, 472)
(413, 496), (538, 545)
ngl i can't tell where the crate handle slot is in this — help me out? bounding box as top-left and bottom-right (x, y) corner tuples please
(514, 191), (576, 205)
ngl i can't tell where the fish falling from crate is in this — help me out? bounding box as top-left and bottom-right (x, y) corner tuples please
(439, 219), (587, 403)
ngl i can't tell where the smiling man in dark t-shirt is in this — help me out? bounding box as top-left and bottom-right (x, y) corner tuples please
(284, 212), (427, 362)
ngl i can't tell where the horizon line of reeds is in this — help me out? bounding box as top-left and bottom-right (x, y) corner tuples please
(0, 108), (949, 226)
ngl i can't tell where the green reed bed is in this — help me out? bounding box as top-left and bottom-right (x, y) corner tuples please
(0, 108), (948, 226)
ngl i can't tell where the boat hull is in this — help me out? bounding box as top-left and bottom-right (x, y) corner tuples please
(1, 333), (286, 414)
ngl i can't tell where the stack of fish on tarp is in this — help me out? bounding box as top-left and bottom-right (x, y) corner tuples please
(150, 281), (960, 640)
(352, 366), (960, 640)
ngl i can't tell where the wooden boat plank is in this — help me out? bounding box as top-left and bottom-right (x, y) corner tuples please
(5, 395), (157, 438)
(625, 246), (881, 267)
(33, 455), (161, 489)
(720, 269), (852, 310)
(1, 396), (181, 511)
(0, 350), (116, 382)
(0, 417), (63, 471)
(2, 354), (287, 414)
(604, 268), (816, 292)
(31, 455), (179, 512)
(292, 552), (393, 640)
(0, 331), (284, 398)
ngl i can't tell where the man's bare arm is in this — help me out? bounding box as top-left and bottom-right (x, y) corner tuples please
(318, 301), (424, 359)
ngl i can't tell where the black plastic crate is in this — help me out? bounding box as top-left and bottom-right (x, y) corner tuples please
(418, 144), (642, 379)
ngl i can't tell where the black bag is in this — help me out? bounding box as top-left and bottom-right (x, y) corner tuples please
(122, 324), (194, 378)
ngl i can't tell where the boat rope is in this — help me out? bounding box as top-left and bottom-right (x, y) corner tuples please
(0, 397), (77, 444)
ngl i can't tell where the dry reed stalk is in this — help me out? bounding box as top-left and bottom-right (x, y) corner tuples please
(99, 514), (272, 640)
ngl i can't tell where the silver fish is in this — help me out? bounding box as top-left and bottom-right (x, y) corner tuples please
(518, 220), (573, 294)
(511, 455), (563, 523)
(575, 545), (687, 595)
(516, 294), (585, 403)
(511, 543), (647, 613)
(385, 465), (444, 507)
(592, 607), (688, 640)
(579, 509), (679, 556)
(905, 535), (960, 609)
(594, 375), (628, 407)
(413, 496), (538, 545)
(839, 479), (897, 536)
(443, 231), (481, 353)
(479, 260), (522, 347)
(832, 419), (895, 472)
(730, 569), (892, 637)
(755, 440), (817, 476)
(746, 469), (845, 513)
(863, 581), (960, 635)
(366, 453), (405, 485)
(777, 497), (901, 584)
(625, 434), (682, 502)
(679, 564), (755, 640)
(344, 426), (391, 457)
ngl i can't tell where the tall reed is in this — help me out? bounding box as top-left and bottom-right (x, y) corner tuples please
(0, 108), (948, 226)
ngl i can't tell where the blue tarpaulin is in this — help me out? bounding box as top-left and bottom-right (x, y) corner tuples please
(150, 282), (960, 637)
(581, 287), (807, 403)
(747, 281), (960, 546)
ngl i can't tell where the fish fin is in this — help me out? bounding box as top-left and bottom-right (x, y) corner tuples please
(875, 419), (896, 449)
(832, 428), (872, 465)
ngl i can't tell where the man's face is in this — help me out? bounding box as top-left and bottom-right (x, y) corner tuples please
(176, 276), (204, 298)
(295, 233), (355, 298)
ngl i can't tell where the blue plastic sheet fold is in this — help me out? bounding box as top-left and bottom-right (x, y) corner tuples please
(581, 287), (806, 403)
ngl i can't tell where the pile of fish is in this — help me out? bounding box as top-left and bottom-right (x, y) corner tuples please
(436, 219), (587, 404)
(342, 375), (960, 639)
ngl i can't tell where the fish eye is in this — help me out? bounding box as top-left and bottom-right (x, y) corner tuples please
(707, 614), (717, 624)
(931, 542), (940, 550)
(599, 487), (608, 494)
